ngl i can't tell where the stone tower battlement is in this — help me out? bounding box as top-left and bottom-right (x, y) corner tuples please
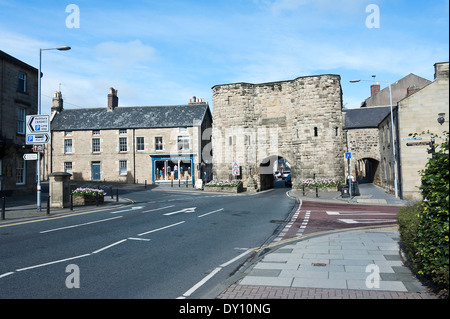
(211, 74), (346, 190)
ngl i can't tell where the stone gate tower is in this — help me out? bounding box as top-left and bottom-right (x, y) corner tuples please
(211, 74), (346, 190)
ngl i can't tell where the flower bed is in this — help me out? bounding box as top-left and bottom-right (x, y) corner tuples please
(299, 177), (341, 191)
(72, 187), (106, 206)
(204, 180), (243, 193)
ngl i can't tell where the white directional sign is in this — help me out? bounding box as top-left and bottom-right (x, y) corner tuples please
(26, 115), (51, 145)
(23, 153), (38, 161)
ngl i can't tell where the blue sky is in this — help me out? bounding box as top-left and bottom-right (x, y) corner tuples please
(1, 0), (448, 115)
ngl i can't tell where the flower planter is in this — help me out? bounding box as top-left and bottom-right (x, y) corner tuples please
(204, 184), (243, 193)
(72, 195), (104, 206)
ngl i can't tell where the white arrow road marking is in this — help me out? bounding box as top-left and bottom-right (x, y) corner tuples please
(163, 207), (197, 216)
(142, 205), (175, 213)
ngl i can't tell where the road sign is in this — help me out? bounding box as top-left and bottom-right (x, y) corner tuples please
(33, 144), (45, 152)
(345, 152), (351, 159)
(232, 162), (240, 176)
(23, 153), (38, 161)
(26, 115), (51, 145)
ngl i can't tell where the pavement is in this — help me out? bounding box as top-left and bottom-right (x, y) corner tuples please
(0, 182), (442, 299)
(215, 183), (441, 300)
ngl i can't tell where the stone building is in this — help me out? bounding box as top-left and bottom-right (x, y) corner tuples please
(344, 73), (432, 187)
(211, 74), (346, 190)
(0, 50), (38, 194)
(379, 62), (449, 200)
(48, 89), (212, 185)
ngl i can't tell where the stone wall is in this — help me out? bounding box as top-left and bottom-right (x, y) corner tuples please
(211, 75), (346, 190)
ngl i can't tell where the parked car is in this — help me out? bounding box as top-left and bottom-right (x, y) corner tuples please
(285, 173), (292, 187)
(281, 171), (290, 180)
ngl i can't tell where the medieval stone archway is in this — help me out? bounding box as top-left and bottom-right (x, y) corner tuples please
(356, 157), (380, 184)
(259, 155), (292, 191)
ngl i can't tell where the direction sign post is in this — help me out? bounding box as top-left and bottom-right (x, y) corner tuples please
(26, 115), (51, 145)
(23, 154), (38, 161)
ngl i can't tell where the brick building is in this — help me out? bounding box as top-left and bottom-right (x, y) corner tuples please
(48, 89), (212, 185)
(0, 50), (38, 194)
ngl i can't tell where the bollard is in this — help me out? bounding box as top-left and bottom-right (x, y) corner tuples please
(316, 186), (319, 198)
(179, 179), (181, 188)
(116, 189), (119, 202)
(303, 184), (305, 196)
(110, 186), (113, 199)
(1, 196), (5, 220)
(186, 177), (188, 188)
(47, 196), (50, 215)
(145, 180), (147, 189)
(70, 194), (73, 211)
(171, 179), (173, 187)
(96, 191), (99, 206)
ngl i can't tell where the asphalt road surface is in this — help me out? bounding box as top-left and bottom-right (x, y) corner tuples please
(0, 185), (296, 299)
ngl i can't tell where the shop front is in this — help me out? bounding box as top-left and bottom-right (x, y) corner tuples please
(151, 155), (195, 184)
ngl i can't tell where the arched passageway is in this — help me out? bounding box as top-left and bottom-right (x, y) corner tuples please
(259, 155), (292, 191)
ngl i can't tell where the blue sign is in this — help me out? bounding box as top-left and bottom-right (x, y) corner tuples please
(27, 136), (34, 142)
(345, 152), (351, 159)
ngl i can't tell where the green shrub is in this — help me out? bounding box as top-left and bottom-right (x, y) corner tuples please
(414, 134), (449, 293)
(397, 204), (420, 261)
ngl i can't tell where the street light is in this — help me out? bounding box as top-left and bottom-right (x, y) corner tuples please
(36, 46), (71, 211)
(350, 78), (399, 199)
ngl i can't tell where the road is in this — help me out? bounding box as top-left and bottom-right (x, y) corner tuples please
(0, 184), (296, 299)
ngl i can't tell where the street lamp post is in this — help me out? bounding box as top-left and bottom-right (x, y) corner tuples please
(37, 46), (71, 211)
(350, 78), (399, 199)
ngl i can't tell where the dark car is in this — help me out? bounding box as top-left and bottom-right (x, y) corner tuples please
(285, 173), (292, 187)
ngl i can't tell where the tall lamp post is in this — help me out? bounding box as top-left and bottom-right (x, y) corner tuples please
(37, 46), (71, 211)
(350, 78), (399, 199)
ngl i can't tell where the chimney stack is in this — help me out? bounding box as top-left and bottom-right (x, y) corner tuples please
(51, 91), (64, 114)
(188, 96), (206, 105)
(107, 87), (118, 112)
(406, 85), (421, 97)
(370, 84), (380, 96)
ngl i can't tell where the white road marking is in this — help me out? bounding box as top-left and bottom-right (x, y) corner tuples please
(138, 221), (185, 236)
(16, 254), (91, 272)
(92, 239), (128, 254)
(128, 237), (151, 242)
(164, 207), (196, 216)
(110, 206), (144, 214)
(179, 249), (252, 298)
(338, 218), (397, 224)
(141, 205), (175, 213)
(40, 216), (123, 233)
(197, 208), (224, 218)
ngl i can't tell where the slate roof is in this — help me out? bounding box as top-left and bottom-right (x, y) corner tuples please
(343, 107), (393, 129)
(51, 104), (210, 131)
